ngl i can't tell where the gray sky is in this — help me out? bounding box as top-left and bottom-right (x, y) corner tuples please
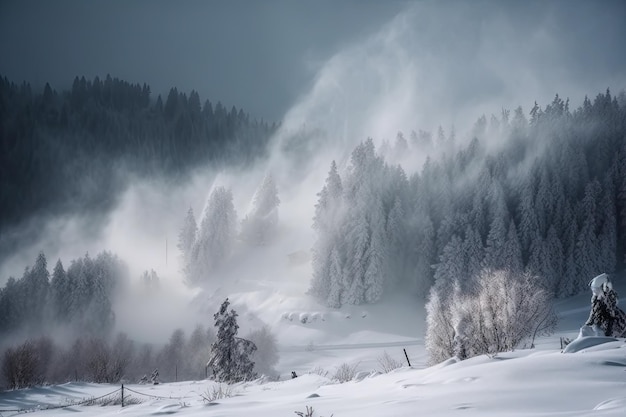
(0, 0), (625, 122)
(0, 0), (406, 121)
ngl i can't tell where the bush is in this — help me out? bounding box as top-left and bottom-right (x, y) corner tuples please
(2, 338), (54, 389)
(332, 362), (358, 383)
(426, 269), (557, 364)
(376, 351), (402, 373)
(200, 383), (234, 403)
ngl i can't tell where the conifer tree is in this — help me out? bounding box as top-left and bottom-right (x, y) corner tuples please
(240, 173), (280, 246)
(208, 298), (257, 383)
(188, 187), (237, 285)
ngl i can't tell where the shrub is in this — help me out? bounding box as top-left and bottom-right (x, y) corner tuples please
(376, 351), (402, 373)
(426, 269), (557, 364)
(332, 362), (358, 383)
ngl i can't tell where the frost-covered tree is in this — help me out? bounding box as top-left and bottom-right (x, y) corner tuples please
(240, 173), (280, 246)
(426, 269), (556, 364)
(208, 298), (257, 383)
(425, 282), (456, 365)
(188, 187), (237, 285)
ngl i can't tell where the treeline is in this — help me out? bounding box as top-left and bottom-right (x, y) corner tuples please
(0, 75), (277, 258)
(310, 90), (626, 307)
(0, 252), (125, 337)
(1, 320), (278, 389)
(1, 326), (212, 389)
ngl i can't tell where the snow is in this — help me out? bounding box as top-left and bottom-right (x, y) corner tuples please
(3, 343), (626, 416)
(4, 275), (626, 416)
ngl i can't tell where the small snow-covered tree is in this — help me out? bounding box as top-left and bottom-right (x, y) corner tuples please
(585, 276), (626, 337)
(208, 298), (257, 383)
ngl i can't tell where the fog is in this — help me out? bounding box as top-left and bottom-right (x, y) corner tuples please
(1, 1), (626, 344)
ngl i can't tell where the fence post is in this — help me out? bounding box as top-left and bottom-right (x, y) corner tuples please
(403, 348), (412, 367)
(121, 384), (124, 408)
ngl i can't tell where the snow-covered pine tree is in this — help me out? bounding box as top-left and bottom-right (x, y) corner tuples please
(501, 221), (523, 275)
(575, 181), (602, 283)
(240, 173), (280, 246)
(364, 198), (387, 303)
(23, 252), (49, 326)
(188, 187), (237, 285)
(585, 275), (626, 337)
(50, 259), (69, 320)
(432, 235), (465, 291)
(208, 298), (257, 383)
(310, 160), (344, 304)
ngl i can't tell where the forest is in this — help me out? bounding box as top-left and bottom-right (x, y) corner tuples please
(0, 75), (277, 263)
(180, 89), (626, 307)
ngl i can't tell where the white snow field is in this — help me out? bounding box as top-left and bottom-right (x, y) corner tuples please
(3, 278), (626, 417)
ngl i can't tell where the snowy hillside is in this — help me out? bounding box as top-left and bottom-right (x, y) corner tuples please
(3, 278), (626, 416)
(2, 341), (626, 416)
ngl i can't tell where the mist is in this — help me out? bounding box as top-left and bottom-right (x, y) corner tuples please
(1, 0), (625, 362)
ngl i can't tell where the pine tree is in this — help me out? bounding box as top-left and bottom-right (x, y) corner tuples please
(501, 221), (523, 275)
(208, 298), (257, 383)
(188, 187), (237, 285)
(326, 247), (344, 308)
(23, 252), (50, 327)
(50, 259), (69, 320)
(433, 235), (465, 291)
(240, 173), (280, 246)
(310, 161), (344, 302)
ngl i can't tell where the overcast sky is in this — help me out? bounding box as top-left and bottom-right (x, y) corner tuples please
(0, 0), (625, 122)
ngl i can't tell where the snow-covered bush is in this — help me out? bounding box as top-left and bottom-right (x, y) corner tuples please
(333, 362), (359, 383)
(376, 351), (403, 373)
(200, 384), (235, 403)
(426, 269), (557, 364)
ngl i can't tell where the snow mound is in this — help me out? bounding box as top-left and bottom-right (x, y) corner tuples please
(151, 404), (181, 415)
(562, 336), (618, 353)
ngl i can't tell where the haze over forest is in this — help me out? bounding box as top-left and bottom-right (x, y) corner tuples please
(1, 0), (626, 389)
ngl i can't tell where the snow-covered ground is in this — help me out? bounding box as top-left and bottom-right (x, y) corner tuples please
(2, 341), (626, 416)
(3, 276), (626, 417)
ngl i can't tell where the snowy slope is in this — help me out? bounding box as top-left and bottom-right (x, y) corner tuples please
(3, 275), (626, 416)
(2, 343), (626, 416)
